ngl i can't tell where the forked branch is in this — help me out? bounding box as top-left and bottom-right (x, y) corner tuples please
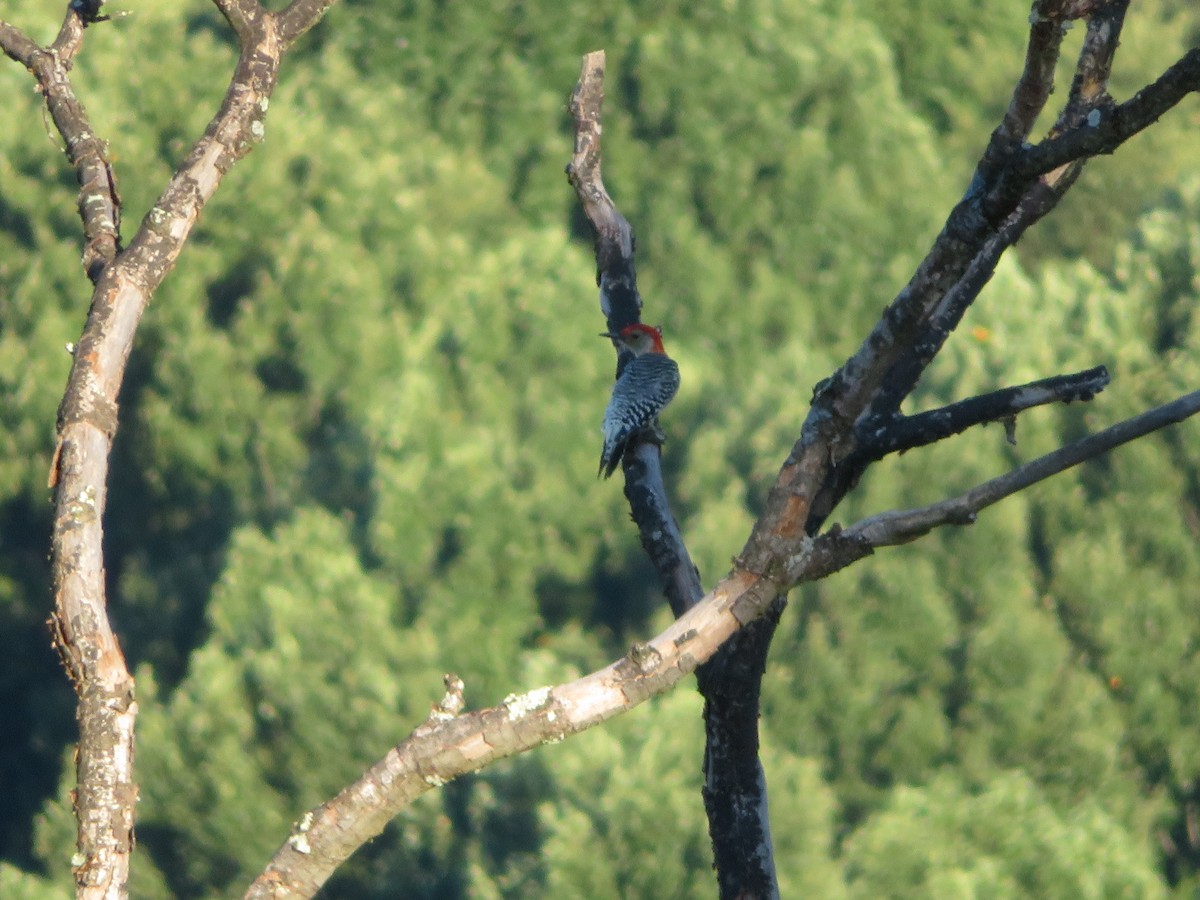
(244, 385), (1200, 899)
(1022, 47), (1200, 177)
(0, 10), (119, 281)
(2, 1), (337, 896)
(230, 13), (1200, 900)
(844, 390), (1200, 549)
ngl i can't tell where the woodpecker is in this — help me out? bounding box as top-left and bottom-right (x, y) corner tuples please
(598, 323), (680, 478)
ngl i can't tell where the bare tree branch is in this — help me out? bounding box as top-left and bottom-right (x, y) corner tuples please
(796, 3), (1195, 543)
(1, 3), (340, 895)
(862, 366), (1110, 460)
(243, 562), (789, 900)
(865, 2), (1134, 412)
(741, 3), (1143, 562)
(0, 21), (39, 61)
(49, 6), (89, 61)
(566, 50), (642, 333)
(0, 14), (120, 282)
(859, 180), (1067, 433)
(0, 10), (128, 897)
(566, 51), (701, 615)
(1022, 47), (1200, 177)
(244, 381), (1200, 900)
(694, 597), (786, 900)
(1060, 0), (1128, 120)
(843, 390), (1200, 548)
(566, 51), (776, 897)
(624, 443), (704, 618)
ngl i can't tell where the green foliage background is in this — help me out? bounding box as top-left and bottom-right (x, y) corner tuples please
(2, 0), (1199, 896)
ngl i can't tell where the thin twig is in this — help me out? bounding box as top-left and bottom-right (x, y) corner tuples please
(861, 366), (1110, 459)
(844, 390), (1200, 548)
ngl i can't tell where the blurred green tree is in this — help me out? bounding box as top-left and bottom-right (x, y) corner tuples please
(2, 0), (1198, 896)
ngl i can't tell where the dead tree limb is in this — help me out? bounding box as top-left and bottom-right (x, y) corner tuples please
(7, 2), (1195, 897)
(566, 51), (704, 617)
(245, 8), (1199, 892)
(0, 13), (119, 281)
(566, 50), (780, 897)
(859, 366), (1111, 460)
(243, 384), (1200, 899)
(2, 1), (336, 896)
(844, 390), (1200, 549)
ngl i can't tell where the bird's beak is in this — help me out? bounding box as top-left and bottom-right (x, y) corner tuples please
(599, 331), (618, 339)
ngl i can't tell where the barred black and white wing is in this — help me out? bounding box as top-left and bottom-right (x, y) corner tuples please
(598, 354), (681, 478)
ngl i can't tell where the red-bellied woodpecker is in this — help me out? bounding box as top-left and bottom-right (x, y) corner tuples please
(599, 323), (680, 479)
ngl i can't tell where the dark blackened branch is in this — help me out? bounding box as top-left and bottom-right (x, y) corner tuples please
(824, 44), (1080, 425)
(988, 0), (1125, 208)
(566, 53), (700, 611)
(844, 390), (1200, 548)
(567, 53), (698, 612)
(695, 597), (787, 900)
(566, 50), (642, 332)
(624, 443), (704, 617)
(567, 53), (701, 609)
(867, 2), (1129, 408)
(804, 179), (1073, 532)
(810, 145), (1053, 448)
(997, 0), (1119, 141)
(568, 52), (777, 898)
(866, 180), (1063, 424)
(1059, 0), (1129, 122)
(68, 0), (108, 26)
(746, 1), (1148, 562)
(1021, 47), (1200, 178)
(860, 366), (1110, 459)
(0, 17), (121, 282)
